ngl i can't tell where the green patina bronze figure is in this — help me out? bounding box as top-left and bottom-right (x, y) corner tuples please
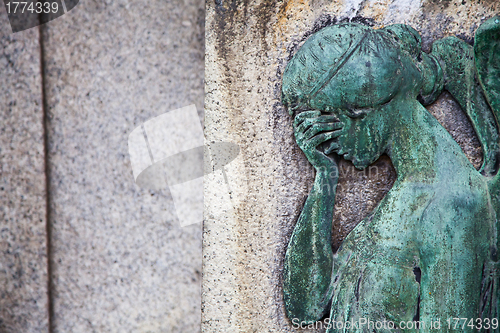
(282, 16), (500, 332)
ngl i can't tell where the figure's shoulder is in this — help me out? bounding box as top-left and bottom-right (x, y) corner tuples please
(381, 180), (434, 210)
(378, 176), (488, 221)
(390, 171), (489, 200)
(418, 175), (491, 224)
(365, 181), (435, 231)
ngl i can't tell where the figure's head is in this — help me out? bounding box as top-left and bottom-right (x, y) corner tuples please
(282, 23), (443, 168)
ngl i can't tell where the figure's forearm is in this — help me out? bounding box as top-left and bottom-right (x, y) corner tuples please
(431, 37), (500, 176)
(283, 167), (337, 322)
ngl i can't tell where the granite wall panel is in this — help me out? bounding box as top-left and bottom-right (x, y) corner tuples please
(41, 0), (204, 331)
(0, 9), (49, 333)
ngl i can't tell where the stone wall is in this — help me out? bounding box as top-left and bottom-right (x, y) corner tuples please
(203, 1), (499, 332)
(1, 1), (204, 332)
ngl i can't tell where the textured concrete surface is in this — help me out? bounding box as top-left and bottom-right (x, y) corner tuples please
(0, 9), (49, 333)
(203, 0), (500, 332)
(41, 0), (204, 332)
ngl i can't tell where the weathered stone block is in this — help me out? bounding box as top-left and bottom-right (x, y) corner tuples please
(203, 1), (499, 332)
(0, 11), (49, 333)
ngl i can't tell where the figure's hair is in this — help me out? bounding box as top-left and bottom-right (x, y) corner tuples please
(282, 23), (374, 114)
(282, 23), (443, 116)
(383, 24), (444, 105)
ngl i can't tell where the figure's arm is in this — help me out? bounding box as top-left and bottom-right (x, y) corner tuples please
(474, 16), (500, 263)
(283, 111), (341, 322)
(474, 16), (500, 190)
(431, 35), (500, 177)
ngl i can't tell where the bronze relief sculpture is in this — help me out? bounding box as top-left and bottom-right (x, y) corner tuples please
(282, 16), (500, 332)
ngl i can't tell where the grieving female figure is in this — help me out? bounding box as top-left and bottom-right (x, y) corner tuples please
(282, 18), (500, 332)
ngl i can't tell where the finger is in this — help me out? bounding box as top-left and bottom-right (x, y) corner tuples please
(303, 122), (343, 140)
(324, 142), (339, 155)
(294, 111), (321, 128)
(307, 130), (343, 148)
(317, 114), (340, 122)
(295, 115), (342, 134)
(295, 114), (340, 127)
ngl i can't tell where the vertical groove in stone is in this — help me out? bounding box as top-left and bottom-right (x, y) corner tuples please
(0, 10), (49, 333)
(38, 22), (54, 333)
